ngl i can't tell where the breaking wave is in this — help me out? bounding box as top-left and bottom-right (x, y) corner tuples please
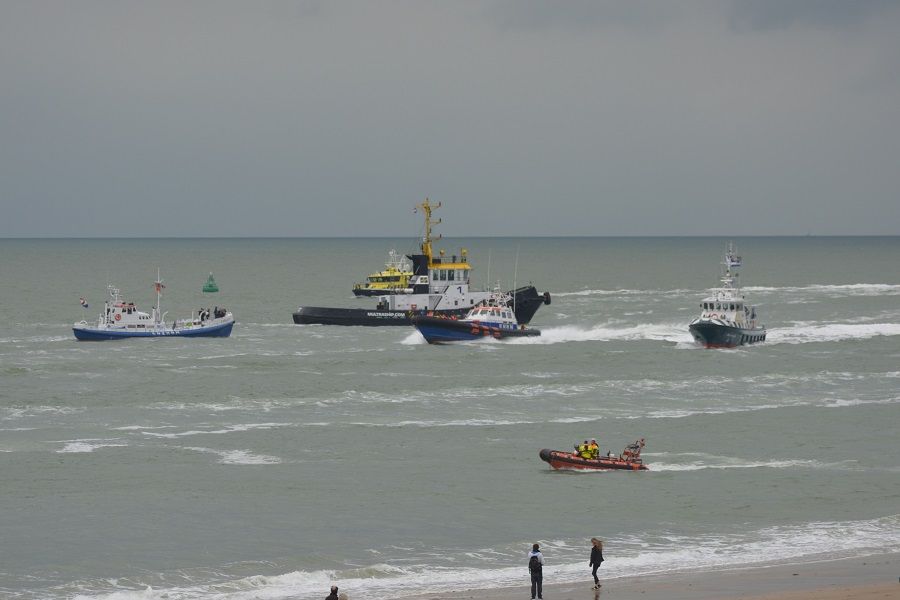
(64, 515), (900, 600)
(768, 322), (900, 344)
(509, 323), (691, 345)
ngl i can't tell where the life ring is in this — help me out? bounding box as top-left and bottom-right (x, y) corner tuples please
(114, 313), (121, 321)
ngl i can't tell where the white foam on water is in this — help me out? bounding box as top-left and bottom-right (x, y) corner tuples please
(509, 323), (692, 345)
(141, 423), (293, 438)
(182, 446), (282, 465)
(399, 331), (426, 345)
(66, 516), (900, 600)
(57, 440), (128, 453)
(745, 283), (900, 297)
(649, 455), (859, 472)
(112, 425), (177, 431)
(768, 322), (900, 344)
(555, 288), (693, 298)
(819, 397), (900, 408)
(2, 405), (84, 420)
(350, 418), (536, 428)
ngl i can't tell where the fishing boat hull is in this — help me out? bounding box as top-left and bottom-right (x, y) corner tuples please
(294, 286), (550, 326)
(412, 316), (540, 344)
(73, 319), (234, 341)
(689, 320), (766, 349)
(539, 449), (648, 471)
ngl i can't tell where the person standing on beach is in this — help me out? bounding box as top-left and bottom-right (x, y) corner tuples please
(528, 542), (544, 600)
(589, 537), (604, 589)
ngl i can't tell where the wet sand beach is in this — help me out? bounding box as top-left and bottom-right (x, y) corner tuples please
(406, 554), (899, 600)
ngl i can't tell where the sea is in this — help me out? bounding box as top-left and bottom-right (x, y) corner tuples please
(1, 237), (899, 600)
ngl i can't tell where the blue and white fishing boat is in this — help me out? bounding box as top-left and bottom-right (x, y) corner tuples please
(73, 272), (234, 341)
(724, 241), (742, 268)
(411, 290), (541, 344)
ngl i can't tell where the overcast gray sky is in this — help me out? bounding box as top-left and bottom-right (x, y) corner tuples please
(2, 0), (898, 237)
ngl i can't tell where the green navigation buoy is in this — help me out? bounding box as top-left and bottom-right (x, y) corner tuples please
(202, 272), (219, 293)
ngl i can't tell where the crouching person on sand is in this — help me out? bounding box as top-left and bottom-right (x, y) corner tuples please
(528, 543), (544, 600)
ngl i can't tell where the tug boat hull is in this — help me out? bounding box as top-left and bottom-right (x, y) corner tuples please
(412, 315), (540, 344)
(294, 286), (549, 326)
(73, 319), (234, 341)
(293, 307), (462, 326)
(539, 449), (648, 471)
(688, 321), (766, 349)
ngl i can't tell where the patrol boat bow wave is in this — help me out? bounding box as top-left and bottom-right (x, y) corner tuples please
(293, 199), (550, 326)
(73, 272), (234, 341)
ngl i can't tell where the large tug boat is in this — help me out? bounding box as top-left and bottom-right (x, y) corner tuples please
(352, 250), (413, 297)
(293, 199), (550, 326)
(73, 272), (234, 341)
(689, 242), (766, 348)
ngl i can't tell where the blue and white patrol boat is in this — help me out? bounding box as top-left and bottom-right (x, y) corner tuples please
(411, 290), (541, 344)
(73, 272), (234, 341)
(688, 243), (765, 348)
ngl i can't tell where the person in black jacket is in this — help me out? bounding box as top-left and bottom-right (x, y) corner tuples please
(527, 543), (544, 600)
(325, 585), (339, 600)
(589, 537), (604, 589)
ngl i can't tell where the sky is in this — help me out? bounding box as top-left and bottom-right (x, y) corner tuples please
(1, 0), (899, 237)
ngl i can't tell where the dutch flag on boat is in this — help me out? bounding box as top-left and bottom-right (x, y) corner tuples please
(79, 297), (89, 308)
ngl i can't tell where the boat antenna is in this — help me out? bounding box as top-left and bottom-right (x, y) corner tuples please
(513, 245), (520, 313)
(154, 268), (165, 324)
(486, 248), (492, 290)
(417, 197), (441, 265)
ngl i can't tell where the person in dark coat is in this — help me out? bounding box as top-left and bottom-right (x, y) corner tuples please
(325, 585), (339, 600)
(589, 537), (604, 589)
(528, 542), (544, 599)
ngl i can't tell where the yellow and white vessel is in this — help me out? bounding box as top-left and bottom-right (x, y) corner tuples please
(352, 250), (413, 297)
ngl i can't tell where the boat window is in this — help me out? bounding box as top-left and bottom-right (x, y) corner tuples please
(730, 304), (735, 311)
(448, 270), (454, 281)
(715, 303), (721, 310)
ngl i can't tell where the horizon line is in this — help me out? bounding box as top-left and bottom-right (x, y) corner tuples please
(2, 234), (899, 240)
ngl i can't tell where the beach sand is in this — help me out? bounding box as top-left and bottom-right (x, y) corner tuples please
(406, 554), (899, 600)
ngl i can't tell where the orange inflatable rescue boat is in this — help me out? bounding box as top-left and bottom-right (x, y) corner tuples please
(540, 438), (648, 471)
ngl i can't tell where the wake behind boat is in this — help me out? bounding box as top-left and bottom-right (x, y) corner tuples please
(293, 199), (550, 326)
(73, 272), (234, 341)
(412, 290), (540, 343)
(689, 242), (766, 348)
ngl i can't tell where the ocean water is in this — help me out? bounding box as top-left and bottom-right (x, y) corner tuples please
(1, 237), (899, 600)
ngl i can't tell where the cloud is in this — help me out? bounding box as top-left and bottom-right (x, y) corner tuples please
(727, 0), (900, 32)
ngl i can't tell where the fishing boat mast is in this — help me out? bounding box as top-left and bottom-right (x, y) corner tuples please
(154, 269), (164, 325)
